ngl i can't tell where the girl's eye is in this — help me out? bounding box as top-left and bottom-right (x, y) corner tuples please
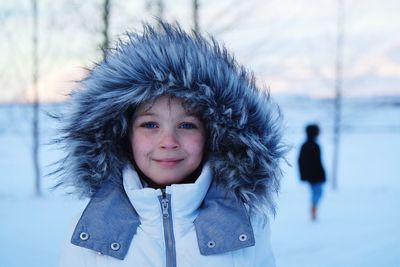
(179, 122), (197, 129)
(140, 122), (158, 129)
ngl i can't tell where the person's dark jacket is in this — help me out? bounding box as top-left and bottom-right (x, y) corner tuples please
(298, 139), (326, 184)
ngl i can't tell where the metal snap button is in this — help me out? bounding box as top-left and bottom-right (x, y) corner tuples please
(239, 234), (247, 241)
(79, 232), (89, 241)
(207, 241), (216, 248)
(111, 242), (120, 251)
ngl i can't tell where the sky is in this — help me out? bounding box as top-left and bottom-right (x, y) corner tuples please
(0, 0), (400, 102)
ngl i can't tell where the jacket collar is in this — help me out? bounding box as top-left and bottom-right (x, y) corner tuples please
(71, 165), (255, 260)
(123, 163), (213, 224)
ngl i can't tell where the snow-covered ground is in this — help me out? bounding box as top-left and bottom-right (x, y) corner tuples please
(0, 97), (399, 267)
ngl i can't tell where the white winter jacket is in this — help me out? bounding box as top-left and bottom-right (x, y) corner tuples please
(59, 164), (276, 267)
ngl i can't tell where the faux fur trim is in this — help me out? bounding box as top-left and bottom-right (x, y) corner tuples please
(54, 22), (286, 215)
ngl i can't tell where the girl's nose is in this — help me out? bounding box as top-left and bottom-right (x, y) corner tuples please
(159, 129), (179, 149)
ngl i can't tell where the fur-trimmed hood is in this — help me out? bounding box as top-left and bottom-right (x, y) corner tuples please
(56, 22), (285, 214)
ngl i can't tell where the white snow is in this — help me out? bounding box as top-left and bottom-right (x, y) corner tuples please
(0, 97), (399, 267)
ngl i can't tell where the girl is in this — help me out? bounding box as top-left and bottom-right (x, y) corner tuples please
(58, 22), (285, 267)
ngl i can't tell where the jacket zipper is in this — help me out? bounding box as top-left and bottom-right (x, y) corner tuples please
(160, 189), (177, 267)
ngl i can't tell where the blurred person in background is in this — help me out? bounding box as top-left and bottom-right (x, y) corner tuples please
(298, 124), (326, 221)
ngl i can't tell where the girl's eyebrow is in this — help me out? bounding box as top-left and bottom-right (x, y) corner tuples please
(132, 111), (157, 121)
(135, 111), (157, 117)
(138, 111), (156, 116)
(182, 115), (201, 120)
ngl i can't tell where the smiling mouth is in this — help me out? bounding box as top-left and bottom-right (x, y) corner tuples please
(153, 158), (183, 167)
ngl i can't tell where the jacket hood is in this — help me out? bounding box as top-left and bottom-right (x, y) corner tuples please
(55, 22), (285, 214)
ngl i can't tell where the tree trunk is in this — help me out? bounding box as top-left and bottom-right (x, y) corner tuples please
(156, 0), (164, 19)
(332, 0), (345, 190)
(146, 0), (164, 28)
(193, 0), (199, 32)
(31, 0), (41, 197)
(101, 0), (111, 60)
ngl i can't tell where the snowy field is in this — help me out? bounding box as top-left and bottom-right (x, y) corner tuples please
(0, 96), (399, 267)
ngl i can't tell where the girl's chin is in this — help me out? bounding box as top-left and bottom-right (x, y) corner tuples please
(144, 173), (187, 188)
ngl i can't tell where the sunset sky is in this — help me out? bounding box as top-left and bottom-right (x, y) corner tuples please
(1, 0), (399, 102)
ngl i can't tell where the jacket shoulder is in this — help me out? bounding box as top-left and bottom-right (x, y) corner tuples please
(71, 181), (140, 260)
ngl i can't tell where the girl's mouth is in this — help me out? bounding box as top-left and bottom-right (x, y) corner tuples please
(153, 158), (183, 167)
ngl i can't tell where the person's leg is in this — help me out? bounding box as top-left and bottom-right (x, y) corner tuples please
(310, 183), (323, 220)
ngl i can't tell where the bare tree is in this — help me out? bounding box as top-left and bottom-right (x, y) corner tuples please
(332, 0), (345, 190)
(193, 0), (199, 32)
(31, 0), (41, 197)
(101, 0), (111, 59)
(146, 0), (165, 20)
(204, 0), (256, 36)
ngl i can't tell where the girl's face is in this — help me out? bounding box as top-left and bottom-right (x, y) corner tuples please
(130, 96), (206, 188)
